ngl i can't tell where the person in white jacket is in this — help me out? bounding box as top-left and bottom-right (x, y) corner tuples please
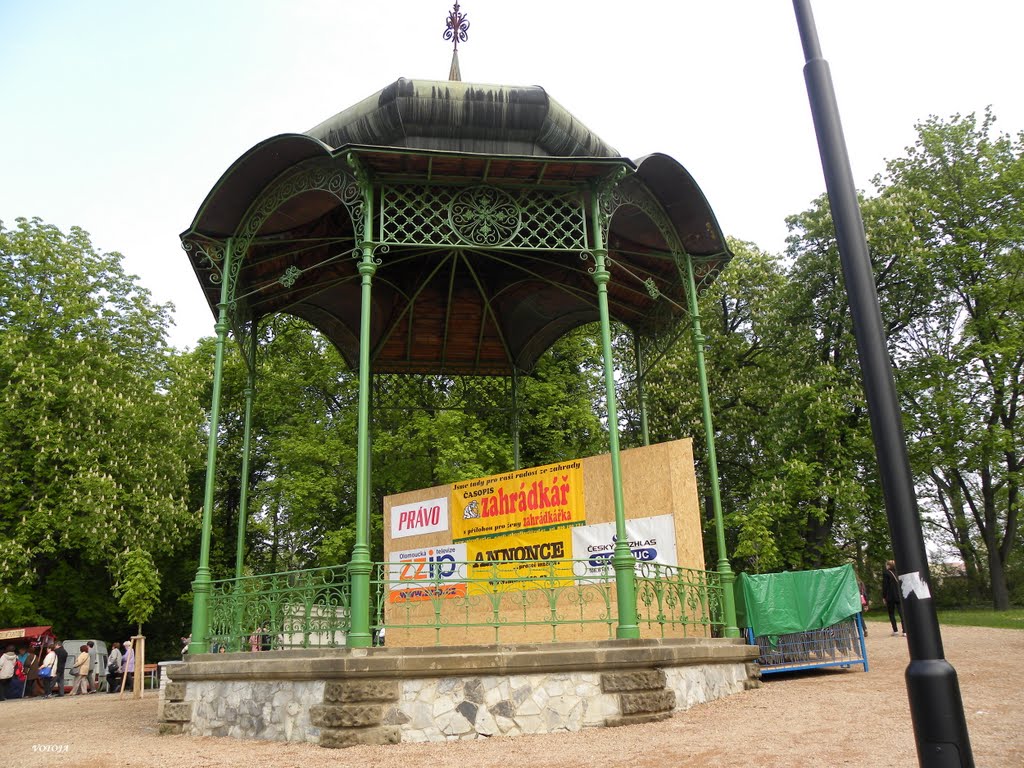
(0, 646), (18, 701)
(39, 645), (58, 698)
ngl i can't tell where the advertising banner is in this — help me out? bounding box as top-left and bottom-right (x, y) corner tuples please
(390, 496), (449, 540)
(451, 460), (584, 540)
(387, 543), (467, 603)
(571, 514), (679, 576)
(465, 528), (575, 592)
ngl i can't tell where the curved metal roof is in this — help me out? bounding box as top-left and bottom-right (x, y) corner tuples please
(306, 78), (620, 158)
(182, 79), (732, 376)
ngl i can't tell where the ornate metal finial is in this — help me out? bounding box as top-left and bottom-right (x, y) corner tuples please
(443, 3), (469, 51)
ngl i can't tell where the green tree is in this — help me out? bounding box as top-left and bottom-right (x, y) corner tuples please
(114, 548), (161, 635)
(0, 218), (205, 629)
(881, 109), (1024, 608)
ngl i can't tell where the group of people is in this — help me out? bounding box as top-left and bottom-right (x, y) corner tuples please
(0, 638), (136, 700)
(105, 639), (136, 693)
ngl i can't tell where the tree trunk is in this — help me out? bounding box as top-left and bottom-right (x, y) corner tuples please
(988, 544), (1011, 610)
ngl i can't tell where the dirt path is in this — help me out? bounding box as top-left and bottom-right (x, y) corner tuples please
(2, 624), (1020, 767)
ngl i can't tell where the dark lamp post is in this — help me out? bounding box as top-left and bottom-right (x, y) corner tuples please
(791, 2), (974, 766)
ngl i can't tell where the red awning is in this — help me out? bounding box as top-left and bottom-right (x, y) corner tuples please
(0, 625), (54, 644)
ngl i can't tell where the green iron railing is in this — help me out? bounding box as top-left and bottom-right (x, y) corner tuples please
(208, 564), (353, 651)
(206, 560), (724, 651)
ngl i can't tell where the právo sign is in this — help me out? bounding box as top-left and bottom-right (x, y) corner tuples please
(390, 496), (449, 539)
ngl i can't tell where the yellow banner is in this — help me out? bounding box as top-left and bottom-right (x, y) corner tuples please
(451, 460), (584, 540)
(465, 528), (575, 592)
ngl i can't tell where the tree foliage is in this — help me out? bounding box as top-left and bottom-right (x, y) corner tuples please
(637, 110), (1022, 610)
(882, 110), (1024, 608)
(114, 547), (162, 633)
(0, 218), (204, 629)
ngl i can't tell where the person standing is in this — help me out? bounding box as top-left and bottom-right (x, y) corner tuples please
(882, 559), (906, 637)
(857, 578), (870, 637)
(106, 641), (122, 693)
(86, 641), (98, 693)
(121, 639), (135, 694)
(21, 646), (39, 697)
(70, 645), (90, 695)
(0, 645), (18, 700)
(38, 644), (58, 698)
(53, 641), (68, 697)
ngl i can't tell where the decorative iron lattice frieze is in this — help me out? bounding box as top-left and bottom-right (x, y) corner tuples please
(378, 183), (588, 251)
(371, 373), (512, 412)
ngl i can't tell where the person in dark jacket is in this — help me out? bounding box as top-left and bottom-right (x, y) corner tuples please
(53, 641), (68, 697)
(882, 559), (906, 637)
(106, 641), (122, 693)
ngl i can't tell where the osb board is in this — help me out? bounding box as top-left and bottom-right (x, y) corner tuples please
(578, 439), (705, 573)
(382, 439), (706, 647)
(386, 598), (711, 647)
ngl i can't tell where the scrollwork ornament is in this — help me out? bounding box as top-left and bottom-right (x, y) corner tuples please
(448, 186), (522, 246)
(233, 159), (364, 274)
(693, 258), (720, 297)
(443, 2), (470, 50)
(643, 277), (661, 300)
(370, 243), (389, 264)
(184, 239), (226, 283)
(595, 172), (685, 256)
(278, 265), (302, 288)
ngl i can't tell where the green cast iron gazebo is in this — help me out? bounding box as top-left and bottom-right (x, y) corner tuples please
(181, 73), (738, 652)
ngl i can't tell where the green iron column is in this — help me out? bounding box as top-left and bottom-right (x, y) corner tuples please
(591, 195), (639, 640)
(511, 367), (521, 470)
(684, 254), (739, 638)
(231, 328), (257, 650)
(349, 181), (376, 649)
(190, 237), (235, 654)
(633, 331), (650, 447)
(234, 328), (258, 580)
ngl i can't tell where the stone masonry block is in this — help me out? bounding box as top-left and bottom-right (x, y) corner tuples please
(600, 669), (666, 693)
(311, 703), (384, 729)
(324, 679), (399, 703)
(157, 722), (184, 736)
(162, 702), (195, 723)
(319, 725), (401, 749)
(605, 711), (672, 728)
(618, 690), (677, 715)
(163, 681), (187, 702)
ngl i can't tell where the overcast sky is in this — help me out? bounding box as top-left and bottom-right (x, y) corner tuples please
(2, 1), (1021, 350)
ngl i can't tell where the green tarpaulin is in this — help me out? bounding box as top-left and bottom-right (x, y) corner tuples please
(735, 564), (862, 637)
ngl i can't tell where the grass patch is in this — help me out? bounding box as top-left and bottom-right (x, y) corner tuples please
(936, 608), (1024, 629)
(864, 608), (1024, 629)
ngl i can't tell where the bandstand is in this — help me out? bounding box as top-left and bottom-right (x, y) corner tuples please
(165, 14), (757, 746)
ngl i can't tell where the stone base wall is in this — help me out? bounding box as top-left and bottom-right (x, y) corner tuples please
(161, 638), (759, 747)
(389, 672), (616, 741)
(190, 680), (325, 742)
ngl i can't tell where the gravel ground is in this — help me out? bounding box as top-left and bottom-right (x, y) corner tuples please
(2, 624), (1021, 768)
